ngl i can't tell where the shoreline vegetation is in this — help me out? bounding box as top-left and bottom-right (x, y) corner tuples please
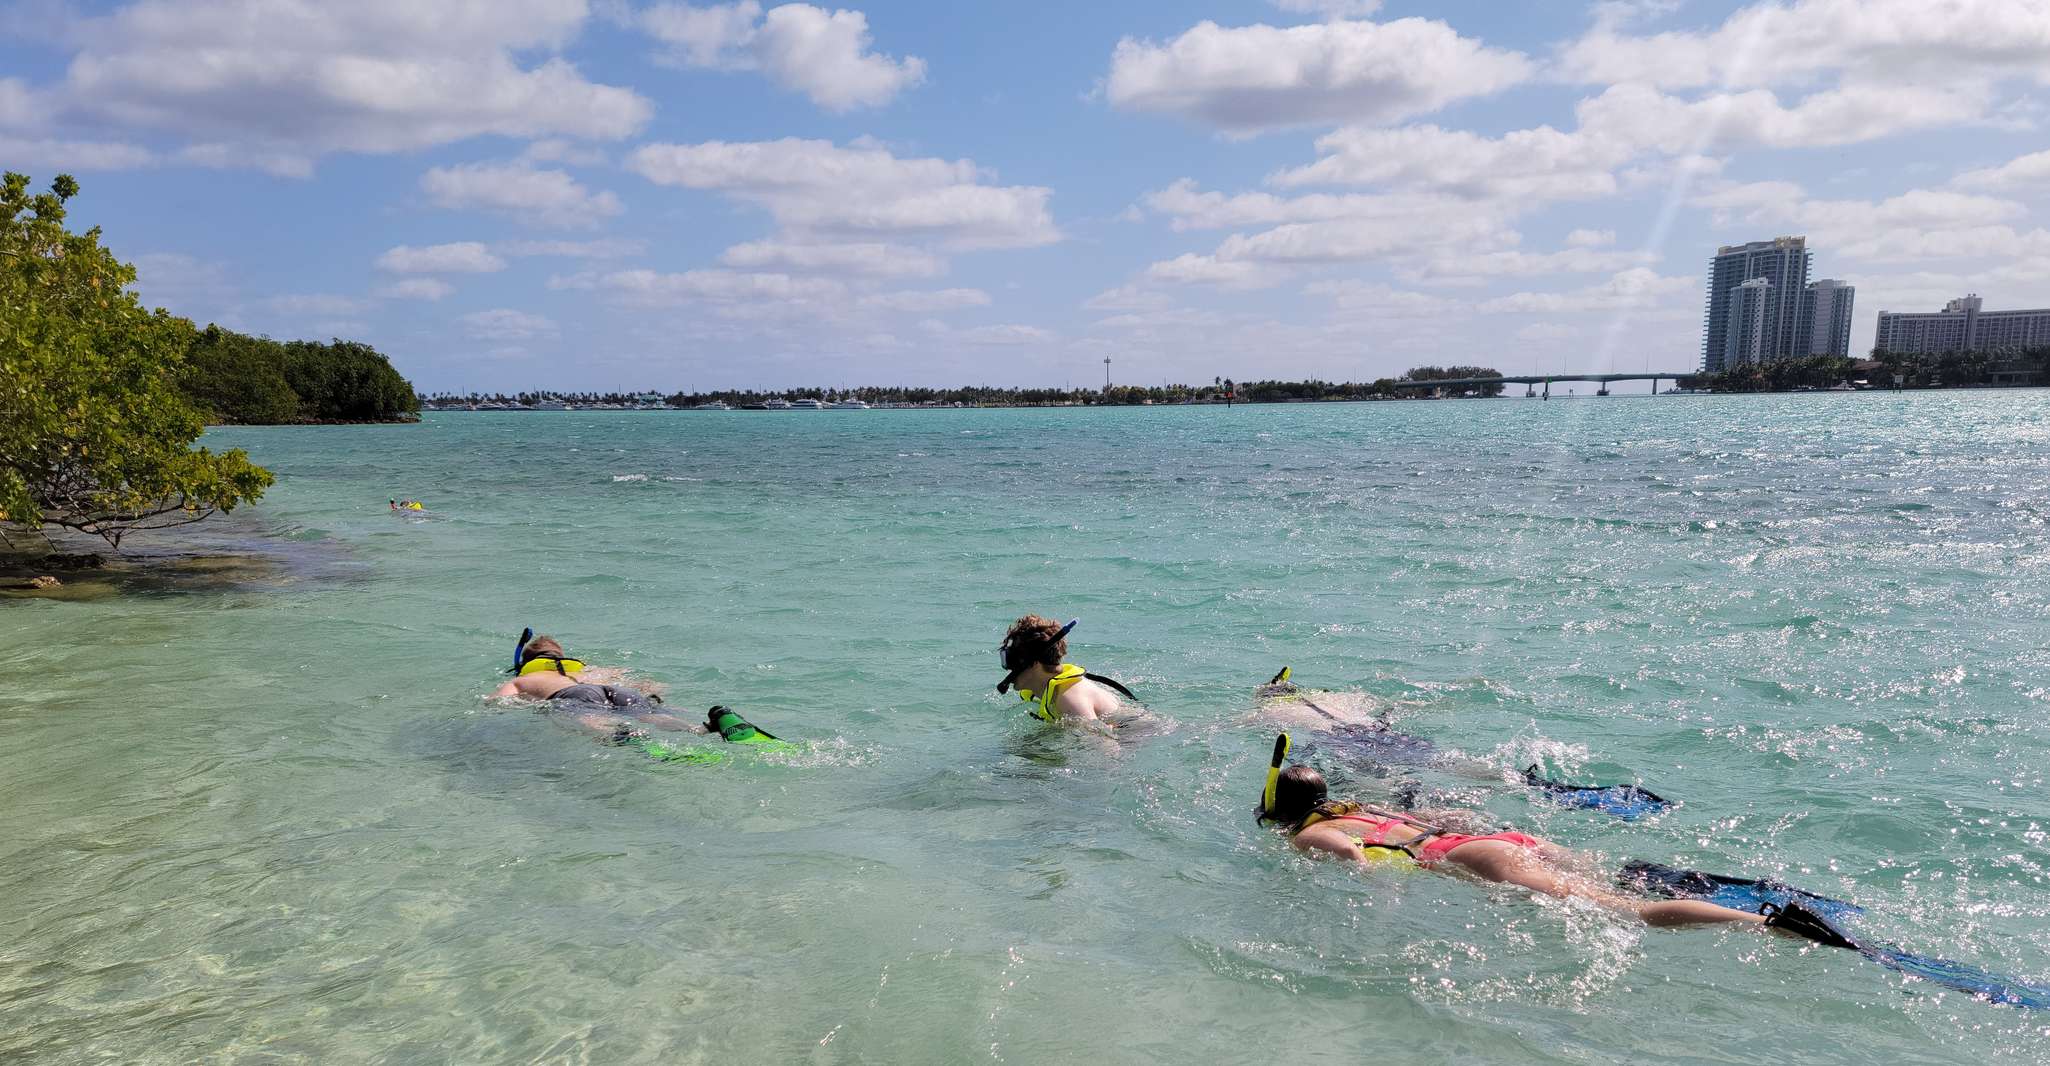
(423, 367), (1511, 410)
(3, 171), (418, 556)
(420, 352), (2050, 414)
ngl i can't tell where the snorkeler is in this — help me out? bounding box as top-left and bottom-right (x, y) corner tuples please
(1260, 747), (1761, 928)
(494, 631), (689, 720)
(996, 615), (1135, 723)
(389, 499), (425, 511)
(1257, 667), (1670, 819)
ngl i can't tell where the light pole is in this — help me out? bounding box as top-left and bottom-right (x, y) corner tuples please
(1103, 355), (1112, 391)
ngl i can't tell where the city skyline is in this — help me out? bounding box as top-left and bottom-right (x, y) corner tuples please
(5, 1), (2050, 391)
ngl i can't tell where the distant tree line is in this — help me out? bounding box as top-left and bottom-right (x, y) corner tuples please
(1679, 347), (2050, 392)
(182, 327), (419, 424)
(421, 366), (1507, 409)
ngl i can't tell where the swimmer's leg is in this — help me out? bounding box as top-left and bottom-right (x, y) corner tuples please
(1445, 841), (1765, 928)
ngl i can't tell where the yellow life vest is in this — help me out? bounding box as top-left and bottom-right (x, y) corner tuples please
(1295, 802), (1417, 868)
(405, 502), (425, 510)
(518, 656), (586, 677)
(1018, 664), (1088, 722)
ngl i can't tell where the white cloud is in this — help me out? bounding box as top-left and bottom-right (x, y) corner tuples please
(1268, 122), (1624, 201)
(1694, 180), (2031, 262)
(1558, 0), (2050, 91)
(638, 2), (925, 110)
(1143, 253), (1287, 289)
(1304, 280), (1457, 317)
(0, 134), (157, 170)
(720, 240), (945, 278)
(266, 293), (367, 315)
(1566, 228), (1616, 247)
(376, 278), (454, 301)
(497, 238), (648, 259)
(626, 138), (1058, 249)
(460, 308), (558, 340)
(1480, 268), (1697, 313)
(1270, 0), (1383, 17)
(551, 268), (848, 309)
(1402, 246), (1658, 285)
(376, 242), (507, 274)
(1083, 284), (1173, 312)
(1105, 17), (1532, 135)
(521, 138), (610, 166)
(951, 323), (1055, 346)
(859, 288), (991, 312)
(1955, 149), (2050, 190)
(421, 162), (623, 228)
(4, 0), (650, 171)
(1142, 178), (1478, 230)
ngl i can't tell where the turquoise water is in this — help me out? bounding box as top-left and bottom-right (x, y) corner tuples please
(7, 395), (2050, 1063)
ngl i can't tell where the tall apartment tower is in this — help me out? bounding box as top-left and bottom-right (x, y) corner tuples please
(1723, 277), (1774, 368)
(1701, 236), (1811, 371)
(1794, 279), (1856, 357)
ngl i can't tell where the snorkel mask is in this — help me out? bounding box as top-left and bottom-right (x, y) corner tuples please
(1256, 733), (1292, 822)
(996, 618), (1078, 694)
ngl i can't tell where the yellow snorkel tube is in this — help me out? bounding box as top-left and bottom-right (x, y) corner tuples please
(1260, 732), (1291, 819)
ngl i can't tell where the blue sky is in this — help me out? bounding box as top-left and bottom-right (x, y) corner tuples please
(5, 0), (2049, 392)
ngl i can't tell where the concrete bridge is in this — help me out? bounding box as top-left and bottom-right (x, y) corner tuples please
(1391, 372), (1701, 397)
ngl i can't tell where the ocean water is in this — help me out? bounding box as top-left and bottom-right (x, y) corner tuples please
(6, 395), (2050, 1064)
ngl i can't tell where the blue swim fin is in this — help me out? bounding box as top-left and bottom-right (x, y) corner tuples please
(1525, 765), (1673, 820)
(1762, 902), (2050, 1011)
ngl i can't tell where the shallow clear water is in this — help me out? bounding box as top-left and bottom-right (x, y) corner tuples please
(7, 395), (2050, 1063)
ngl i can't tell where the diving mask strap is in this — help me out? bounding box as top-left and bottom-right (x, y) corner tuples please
(995, 618), (1079, 694)
(1261, 733), (1292, 818)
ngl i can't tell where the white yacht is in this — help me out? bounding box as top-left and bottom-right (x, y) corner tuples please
(828, 399), (870, 410)
(789, 398), (825, 410)
(532, 399), (567, 411)
(692, 400), (733, 411)
(761, 398), (793, 410)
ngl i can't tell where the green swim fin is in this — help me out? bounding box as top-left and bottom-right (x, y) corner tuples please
(707, 706), (799, 753)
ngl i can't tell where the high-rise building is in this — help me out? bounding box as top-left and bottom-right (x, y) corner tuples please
(1721, 277), (1774, 368)
(1875, 295), (2050, 354)
(1794, 279), (1856, 357)
(1701, 236), (1811, 371)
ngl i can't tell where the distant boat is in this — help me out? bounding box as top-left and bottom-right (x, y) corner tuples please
(828, 399), (870, 410)
(533, 400), (566, 411)
(761, 398), (793, 410)
(789, 398), (825, 410)
(692, 400), (733, 411)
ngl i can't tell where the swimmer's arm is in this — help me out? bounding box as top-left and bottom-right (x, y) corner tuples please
(1053, 686), (1102, 722)
(1292, 826), (1367, 863)
(491, 680), (521, 698)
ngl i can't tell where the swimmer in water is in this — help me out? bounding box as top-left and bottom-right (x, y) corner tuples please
(1263, 761), (1761, 929)
(493, 633), (704, 737)
(390, 499), (425, 511)
(996, 615), (1136, 724)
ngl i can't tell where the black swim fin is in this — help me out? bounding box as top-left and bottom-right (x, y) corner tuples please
(1762, 901), (1859, 950)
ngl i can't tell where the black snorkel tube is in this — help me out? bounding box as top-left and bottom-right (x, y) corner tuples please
(996, 618), (1079, 695)
(1256, 732), (1292, 822)
(509, 626), (533, 674)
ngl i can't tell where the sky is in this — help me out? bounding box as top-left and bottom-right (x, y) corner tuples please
(5, 0), (2050, 393)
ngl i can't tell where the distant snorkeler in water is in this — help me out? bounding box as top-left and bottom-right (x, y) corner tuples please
(996, 615), (1137, 724)
(390, 499), (426, 511)
(492, 629), (792, 762)
(1255, 667), (1671, 820)
(1259, 746), (1761, 929)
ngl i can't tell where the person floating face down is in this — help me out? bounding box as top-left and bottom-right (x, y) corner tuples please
(996, 615), (1133, 724)
(1262, 758), (1767, 930)
(492, 633), (704, 736)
